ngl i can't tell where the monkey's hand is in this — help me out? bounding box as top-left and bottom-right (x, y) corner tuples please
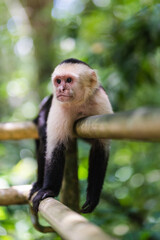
(32, 189), (55, 213)
(29, 182), (42, 200)
(81, 197), (99, 213)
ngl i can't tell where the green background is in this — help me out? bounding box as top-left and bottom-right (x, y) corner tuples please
(0, 0), (160, 239)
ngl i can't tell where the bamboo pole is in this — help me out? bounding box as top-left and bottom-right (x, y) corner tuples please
(75, 107), (160, 141)
(0, 186), (114, 240)
(0, 122), (38, 140)
(0, 108), (160, 141)
(0, 185), (30, 205)
(39, 198), (113, 240)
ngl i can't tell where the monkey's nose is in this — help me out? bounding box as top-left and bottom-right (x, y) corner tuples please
(59, 86), (66, 92)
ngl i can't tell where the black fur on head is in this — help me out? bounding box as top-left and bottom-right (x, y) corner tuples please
(60, 58), (92, 68)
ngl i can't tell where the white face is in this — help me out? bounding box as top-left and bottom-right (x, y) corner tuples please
(51, 63), (98, 104)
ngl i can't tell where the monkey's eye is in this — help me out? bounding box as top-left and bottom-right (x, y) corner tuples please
(66, 77), (72, 83)
(56, 79), (61, 84)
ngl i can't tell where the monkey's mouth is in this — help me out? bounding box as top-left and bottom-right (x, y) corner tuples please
(57, 95), (73, 102)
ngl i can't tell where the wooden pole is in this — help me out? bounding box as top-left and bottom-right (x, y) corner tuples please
(39, 198), (114, 240)
(0, 185), (30, 205)
(0, 108), (160, 141)
(75, 107), (160, 141)
(0, 186), (114, 240)
(0, 122), (38, 140)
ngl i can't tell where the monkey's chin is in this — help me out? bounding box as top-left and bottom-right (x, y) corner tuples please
(57, 95), (73, 102)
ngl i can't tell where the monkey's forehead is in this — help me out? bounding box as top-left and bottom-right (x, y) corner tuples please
(52, 63), (93, 78)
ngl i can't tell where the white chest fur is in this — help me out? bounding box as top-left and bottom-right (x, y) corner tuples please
(46, 99), (76, 159)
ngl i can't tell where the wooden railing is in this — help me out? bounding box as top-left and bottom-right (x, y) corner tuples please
(0, 185), (112, 240)
(0, 107), (160, 141)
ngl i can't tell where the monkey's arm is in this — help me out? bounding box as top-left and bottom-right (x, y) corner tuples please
(80, 87), (112, 213)
(32, 143), (66, 212)
(82, 140), (109, 213)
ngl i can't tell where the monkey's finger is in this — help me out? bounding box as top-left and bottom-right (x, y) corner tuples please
(81, 205), (93, 213)
(28, 192), (33, 200)
(31, 189), (49, 212)
(81, 200), (90, 209)
(81, 200), (98, 213)
(29, 190), (37, 200)
(41, 190), (55, 200)
(32, 198), (41, 213)
(29, 182), (42, 200)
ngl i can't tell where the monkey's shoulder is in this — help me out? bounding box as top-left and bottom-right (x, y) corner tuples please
(87, 87), (113, 115)
(76, 87), (112, 119)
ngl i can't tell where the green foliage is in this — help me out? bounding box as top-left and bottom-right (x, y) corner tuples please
(1, 0), (160, 239)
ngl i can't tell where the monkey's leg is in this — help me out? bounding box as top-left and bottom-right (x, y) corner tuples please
(29, 138), (46, 199)
(32, 143), (66, 212)
(82, 140), (110, 213)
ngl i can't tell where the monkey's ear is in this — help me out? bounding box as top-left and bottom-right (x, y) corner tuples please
(90, 70), (98, 88)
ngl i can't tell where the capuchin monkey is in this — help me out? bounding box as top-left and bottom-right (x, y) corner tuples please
(29, 58), (113, 213)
